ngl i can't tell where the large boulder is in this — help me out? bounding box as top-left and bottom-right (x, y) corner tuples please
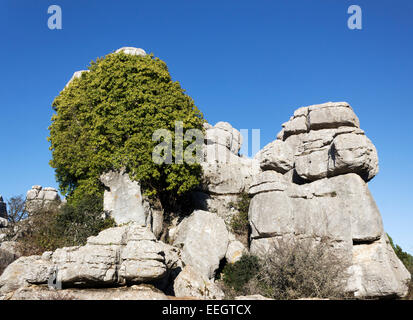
(347, 235), (411, 298)
(173, 210), (229, 279)
(100, 170), (164, 237)
(100, 170), (147, 225)
(173, 266), (224, 300)
(0, 255), (54, 294)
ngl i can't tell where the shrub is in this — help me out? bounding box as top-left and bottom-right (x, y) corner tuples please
(222, 254), (260, 292)
(256, 238), (349, 299)
(388, 234), (413, 300)
(17, 194), (115, 256)
(48, 51), (204, 205)
(229, 192), (250, 238)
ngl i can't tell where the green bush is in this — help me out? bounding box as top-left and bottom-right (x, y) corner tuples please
(17, 195), (115, 255)
(222, 254), (260, 292)
(48, 51), (204, 204)
(256, 238), (349, 299)
(229, 192), (250, 237)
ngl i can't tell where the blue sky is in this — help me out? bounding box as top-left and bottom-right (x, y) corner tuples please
(0, 0), (412, 253)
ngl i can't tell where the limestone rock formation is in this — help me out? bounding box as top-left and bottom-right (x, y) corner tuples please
(173, 210), (229, 279)
(270, 102), (378, 182)
(249, 101), (410, 298)
(173, 265), (224, 300)
(53, 224), (167, 286)
(25, 186), (61, 214)
(100, 170), (164, 237)
(0, 196), (7, 220)
(193, 122), (260, 222)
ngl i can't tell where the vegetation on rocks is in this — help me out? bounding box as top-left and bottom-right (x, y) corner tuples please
(16, 195), (115, 256)
(229, 192), (250, 238)
(388, 234), (413, 299)
(48, 51), (204, 205)
(221, 239), (349, 299)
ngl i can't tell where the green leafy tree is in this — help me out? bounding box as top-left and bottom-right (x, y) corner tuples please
(48, 51), (204, 204)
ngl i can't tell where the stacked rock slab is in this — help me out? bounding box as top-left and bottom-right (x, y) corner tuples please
(251, 102), (410, 298)
(193, 122), (260, 222)
(0, 224), (179, 295)
(25, 186), (61, 214)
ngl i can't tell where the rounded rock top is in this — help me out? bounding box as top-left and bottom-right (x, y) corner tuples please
(115, 47), (146, 57)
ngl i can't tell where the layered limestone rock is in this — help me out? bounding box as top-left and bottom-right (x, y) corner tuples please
(0, 224), (173, 294)
(0, 196), (7, 220)
(193, 122), (260, 222)
(100, 170), (164, 238)
(25, 186), (61, 214)
(250, 102), (410, 298)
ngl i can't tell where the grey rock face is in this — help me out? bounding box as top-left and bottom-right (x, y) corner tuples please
(347, 235), (411, 298)
(248, 102), (409, 298)
(0, 256), (54, 294)
(173, 210), (229, 279)
(0, 196), (7, 220)
(277, 102), (378, 182)
(100, 170), (147, 225)
(196, 121), (260, 221)
(25, 186), (61, 214)
(173, 265), (225, 300)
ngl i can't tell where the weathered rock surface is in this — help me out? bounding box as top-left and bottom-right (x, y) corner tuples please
(0, 196), (7, 219)
(25, 186), (61, 214)
(173, 210), (229, 279)
(6, 284), (168, 300)
(100, 170), (146, 225)
(0, 255), (54, 294)
(194, 121), (260, 221)
(100, 170), (164, 237)
(347, 235), (411, 298)
(53, 224), (167, 286)
(248, 101), (410, 298)
(173, 266), (224, 300)
(115, 47), (147, 56)
(276, 102), (378, 182)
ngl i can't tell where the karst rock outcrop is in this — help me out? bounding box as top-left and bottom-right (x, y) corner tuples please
(251, 101), (410, 298)
(1, 46), (409, 300)
(25, 186), (61, 214)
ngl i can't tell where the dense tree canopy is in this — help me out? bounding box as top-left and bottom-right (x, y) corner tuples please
(48, 51), (204, 203)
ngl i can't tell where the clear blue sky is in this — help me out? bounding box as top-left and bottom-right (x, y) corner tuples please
(0, 0), (412, 253)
